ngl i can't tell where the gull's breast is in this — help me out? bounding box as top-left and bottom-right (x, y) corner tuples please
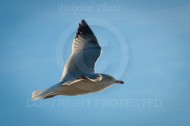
(61, 79), (112, 95)
(72, 79), (103, 91)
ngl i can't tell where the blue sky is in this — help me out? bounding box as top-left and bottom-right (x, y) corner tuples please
(0, 0), (190, 126)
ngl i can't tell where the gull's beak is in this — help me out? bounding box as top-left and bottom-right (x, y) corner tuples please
(115, 80), (124, 84)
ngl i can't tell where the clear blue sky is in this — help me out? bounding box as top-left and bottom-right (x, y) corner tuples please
(1, 0), (190, 126)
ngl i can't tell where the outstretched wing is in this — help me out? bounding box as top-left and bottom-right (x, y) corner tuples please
(60, 20), (101, 82)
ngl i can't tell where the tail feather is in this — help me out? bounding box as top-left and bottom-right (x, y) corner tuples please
(32, 90), (56, 100)
(32, 89), (58, 101)
(32, 90), (44, 101)
(32, 84), (62, 100)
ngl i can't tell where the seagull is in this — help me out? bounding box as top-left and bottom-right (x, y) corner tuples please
(32, 20), (124, 100)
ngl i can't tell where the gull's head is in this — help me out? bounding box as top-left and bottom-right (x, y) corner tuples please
(101, 74), (124, 84)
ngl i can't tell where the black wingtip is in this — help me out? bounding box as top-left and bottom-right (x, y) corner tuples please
(75, 19), (94, 38)
(81, 19), (87, 25)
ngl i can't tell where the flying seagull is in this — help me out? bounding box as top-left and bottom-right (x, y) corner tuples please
(32, 20), (124, 100)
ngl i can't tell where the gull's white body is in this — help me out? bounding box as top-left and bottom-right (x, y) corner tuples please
(32, 20), (124, 100)
(63, 78), (113, 95)
(33, 76), (114, 100)
(61, 79), (108, 95)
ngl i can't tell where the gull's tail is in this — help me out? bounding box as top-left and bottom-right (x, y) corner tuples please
(32, 84), (62, 100)
(32, 90), (44, 100)
(32, 89), (57, 101)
